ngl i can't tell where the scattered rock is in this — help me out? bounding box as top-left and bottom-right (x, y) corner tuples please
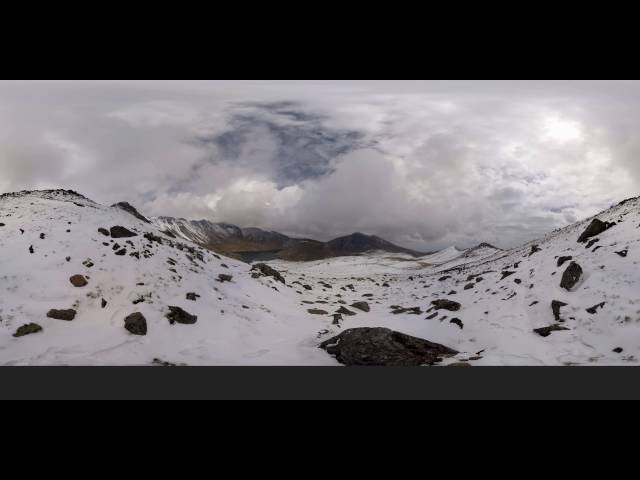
(529, 244), (541, 256)
(332, 314), (343, 325)
(350, 301), (370, 312)
(13, 323), (43, 337)
(217, 274), (233, 283)
(166, 306), (198, 325)
(586, 239), (600, 249)
(551, 300), (568, 321)
(114, 248), (127, 256)
(308, 309), (329, 315)
(336, 306), (357, 316)
(98, 228), (110, 236)
(557, 256), (573, 267)
(578, 218), (614, 243)
(110, 226), (137, 238)
(533, 324), (570, 337)
(251, 263), (286, 284)
(450, 318), (464, 329)
(124, 312), (147, 335)
(586, 302), (606, 314)
(426, 312), (438, 320)
(70, 274), (88, 287)
(186, 292), (200, 301)
(431, 299), (461, 311)
(391, 306), (422, 315)
(615, 249), (628, 258)
(438, 276), (451, 282)
(46, 309), (77, 321)
(560, 262), (583, 291)
(500, 271), (516, 280)
(101, 298), (108, 309)
(319, 327), (458, 366)
(613, 347), (624, 354)
(464, 283), (475, 290)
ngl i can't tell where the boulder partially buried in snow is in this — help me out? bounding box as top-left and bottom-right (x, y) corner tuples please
(319, 327), (458, 366)
(431, 299), (461, 311)
(124, 313), (147, 335)
(13, 323), (43, 337)
(69, 275), (88, 287)
(47, 309), (77, 321)
(250, 263), (286, 284)
(560, 262), (583, 291)
(166, 306), (197, 325)
(110, 226), (137, 238)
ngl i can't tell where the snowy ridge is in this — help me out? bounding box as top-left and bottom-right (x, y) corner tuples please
(2, 190), (640, 365)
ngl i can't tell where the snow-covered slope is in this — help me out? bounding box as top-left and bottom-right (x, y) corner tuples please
(2, 189), (640, 366)
(0, 190), (335, 365)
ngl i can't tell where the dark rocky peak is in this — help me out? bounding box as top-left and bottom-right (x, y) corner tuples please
(111, 202), (151, 223)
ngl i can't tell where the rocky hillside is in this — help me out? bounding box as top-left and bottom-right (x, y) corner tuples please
(2, 189), (640, 366)
(151, 217), (426, 262)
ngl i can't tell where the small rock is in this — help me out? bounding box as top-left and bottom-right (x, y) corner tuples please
(350, 301), (370, 312)
(533, 324), (570, 337)
(98, 228), (110, 236)
(431, 299), (461, 311)
(186, 292), (200, 301)
(70, 275), (88, 287)
(47, 309), (77, 321)
(336, 306), (357, 316)
(450, 318), (464, 329)
(557, 256), (573, 267)
(586, 302), (606, 314)
(613, 347), (624, 354)
(13, 323), (43, 337)
(551, 300), (568, 321)
(217, 274), (233, 283)
(308, 309), (329, 315)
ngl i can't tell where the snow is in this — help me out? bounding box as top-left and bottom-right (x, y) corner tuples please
(2, 190), (640, 365)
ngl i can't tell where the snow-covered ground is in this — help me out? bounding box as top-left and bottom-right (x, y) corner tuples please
(2, 190), (640, 365)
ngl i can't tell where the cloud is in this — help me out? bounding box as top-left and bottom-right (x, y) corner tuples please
(0, 80), (639, 251)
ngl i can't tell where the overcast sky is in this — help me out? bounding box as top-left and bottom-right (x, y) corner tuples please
(1, 80), (638, 251)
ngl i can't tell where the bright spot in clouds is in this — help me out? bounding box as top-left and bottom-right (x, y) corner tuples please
(542, 116), (583, 143)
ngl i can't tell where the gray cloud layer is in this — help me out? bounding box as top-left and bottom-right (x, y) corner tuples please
(0, 80), (638, 251)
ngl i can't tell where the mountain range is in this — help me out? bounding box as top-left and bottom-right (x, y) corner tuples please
(149, 213), (429, 262)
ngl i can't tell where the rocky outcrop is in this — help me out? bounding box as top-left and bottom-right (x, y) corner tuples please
(577, 219), (614, 243)
(319, 327), (458, 366)
(251, 263), (286, 284)
(110, 226), (137, 238)
(112, 202), (151, 223)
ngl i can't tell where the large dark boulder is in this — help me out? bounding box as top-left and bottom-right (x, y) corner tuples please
(47, 309), (77, 321)
(124, 313), (147, 335)
(251, 263), (285, 284)
(560, 262), (583, 291)
(431, 299), (461, 311)
(166, 306), (197, 325)
(110, 226), (138, 238)
(577, 219), (614, 243)
(319, 327), (458, 366)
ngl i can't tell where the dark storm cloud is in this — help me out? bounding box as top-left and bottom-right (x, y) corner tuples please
(194, 101), (369, 187)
